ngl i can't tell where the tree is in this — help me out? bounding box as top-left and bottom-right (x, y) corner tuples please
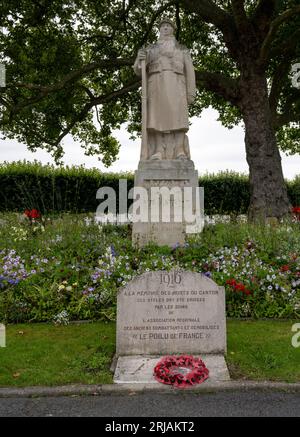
(0, 0), (299, 219)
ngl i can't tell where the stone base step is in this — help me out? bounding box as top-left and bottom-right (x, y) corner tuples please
(114, 354), (230, 384)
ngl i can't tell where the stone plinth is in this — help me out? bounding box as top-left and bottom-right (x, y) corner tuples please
(132, 160), (202, 247)
(116, 270), (226, 356)
(113, 355), (230, 384)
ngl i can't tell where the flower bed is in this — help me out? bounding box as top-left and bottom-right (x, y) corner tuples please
(0, 213), (299, 322)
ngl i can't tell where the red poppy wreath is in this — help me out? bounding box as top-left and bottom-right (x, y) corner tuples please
(154, 355), (209, 388)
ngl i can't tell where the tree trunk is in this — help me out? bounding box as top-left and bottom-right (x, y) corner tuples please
(240, 73), (291, 221)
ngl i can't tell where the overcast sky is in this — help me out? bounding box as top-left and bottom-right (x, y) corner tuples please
(0, 107), (299, 179)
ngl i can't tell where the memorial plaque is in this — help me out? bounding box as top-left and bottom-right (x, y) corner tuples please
(116, 270), (226, 356)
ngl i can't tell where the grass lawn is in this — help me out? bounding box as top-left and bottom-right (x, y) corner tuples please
(0, 322), (115, 386)
(0, 320), (299, 387)
(227, 319), (300, 382)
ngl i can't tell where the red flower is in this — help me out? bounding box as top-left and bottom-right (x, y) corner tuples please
(24, 209), (41, 219)
(30, 209), (40, 219)
(292, 206), (300, 221)
(226, 278), (252, 295)
(235, 282), (246, 292)
(292, 206), (300, 214)
(280, 264), (290, 272)
(154, 355), (209, 388)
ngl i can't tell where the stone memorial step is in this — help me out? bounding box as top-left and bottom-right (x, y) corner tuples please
(114, 354), (230, 384)
(114, 270), (229, 385)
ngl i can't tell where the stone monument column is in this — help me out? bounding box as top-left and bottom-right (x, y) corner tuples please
(132, 18), (202, 247)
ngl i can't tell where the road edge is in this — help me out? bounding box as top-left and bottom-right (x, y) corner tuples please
(0, 381), (300, 398)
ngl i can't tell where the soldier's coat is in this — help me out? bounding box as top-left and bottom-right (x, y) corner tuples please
(134, 37), (196, 133)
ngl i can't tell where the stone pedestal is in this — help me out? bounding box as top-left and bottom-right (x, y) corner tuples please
(114, 355), (230, 384)
(114, 270), (229, 384)
(132, 160), (202, 247)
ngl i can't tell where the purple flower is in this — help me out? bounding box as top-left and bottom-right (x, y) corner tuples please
(204, 271), (212, 278)
(110, 245), (116, 257)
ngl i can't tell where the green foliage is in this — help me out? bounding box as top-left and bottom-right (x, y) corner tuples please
(277, 125), (300, 156)
(1, 1), (299, 163)
(288, 174), (300, 206)
(0, 160), (134, 214)
(199, 171), (250, 215)
(0, 161), (299, 215)
(0, 214), (299, 323)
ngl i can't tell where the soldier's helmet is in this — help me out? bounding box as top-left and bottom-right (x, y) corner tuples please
(158, 17), (177, 32)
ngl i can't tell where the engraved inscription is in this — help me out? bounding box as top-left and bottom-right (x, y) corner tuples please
(116, 270), (226, 355)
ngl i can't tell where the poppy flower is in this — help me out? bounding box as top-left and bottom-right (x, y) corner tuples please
(24, 209), (41, 219)
(154, 355), (209, 388)
(30, 209), (40, 219)
(292, 206), (300, 214)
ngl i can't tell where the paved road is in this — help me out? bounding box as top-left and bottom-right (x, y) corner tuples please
(0, 391), (299, 417)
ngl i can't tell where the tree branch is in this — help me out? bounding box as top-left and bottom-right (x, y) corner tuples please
(269, 27), (300, 59)
(251, 0), (279, 37)
(195, 69), (240, 106)
(259, 5), (300, 65)
(7, 58), (133, 92)
(269, 28), (300, 117)
(6, 58), (133, 116)
(175, 0), (181, 40)
(180, 0), (238, 60)
(269, 61), (292, 117)
(51, 78), (140, 148)
(275, 108), (300, 128)
(181, 0), (232, 29)
(230, 0), (250, 31)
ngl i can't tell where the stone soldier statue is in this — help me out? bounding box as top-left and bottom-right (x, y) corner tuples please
(133, 18), (196, 160)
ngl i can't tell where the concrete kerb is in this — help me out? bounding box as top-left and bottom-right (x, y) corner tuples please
(0, 381), (300, 398)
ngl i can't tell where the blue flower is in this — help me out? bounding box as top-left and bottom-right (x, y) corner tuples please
(110, 244), (117, 257)
(204, 271), (212, 278)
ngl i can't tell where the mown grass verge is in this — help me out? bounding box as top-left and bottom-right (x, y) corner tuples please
(0, 320), (299, 387)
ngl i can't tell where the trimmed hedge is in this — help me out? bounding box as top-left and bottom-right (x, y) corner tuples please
(0, 161), (299, 215)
